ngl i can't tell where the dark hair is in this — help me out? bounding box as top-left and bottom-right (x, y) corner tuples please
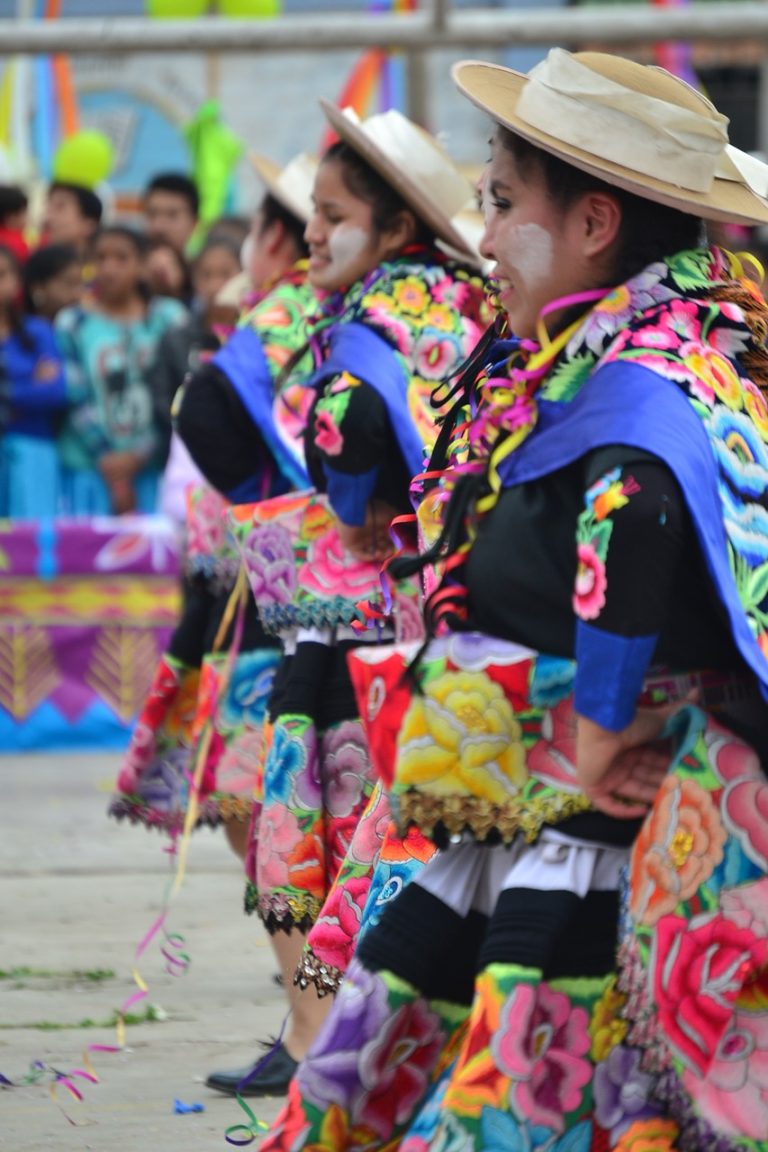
(144, 172), (200, 219)
(22, 242), (80, 312)
(322, 140), (435, 247)
(49, 181), (103, 224)
(194, 235), (242, 267)
(0, 184), (28, 224)
(205, 214), (250, 249)
(95, 224), (148, 257)
(257, 192), (309, 256)
(146, 235), (193, 301)
(497, 128), (702, 286)
(0, 244), (34, 348)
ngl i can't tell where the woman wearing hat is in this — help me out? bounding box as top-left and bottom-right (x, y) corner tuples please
(205, 106), (489, 1097)
(260, 49), (768, 1151)
(110, 153), (318, 854)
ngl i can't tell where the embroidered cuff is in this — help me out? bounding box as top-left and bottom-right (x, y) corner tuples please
(323, 461), (379, 527)
(575, 621), (658, 731)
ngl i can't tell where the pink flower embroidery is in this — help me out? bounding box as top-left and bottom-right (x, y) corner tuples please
(710, 726), (768, 872)
(308, 874), (371, 971)
(354, 998), (445, 1138)
(314, 410), (344, 456)
(256, 804), (303, 890)
(681, 1005), (768, 1141)
(414, 333), (459, 381)
(573, 541), (607, 620)
(652, 912), (768, 1078)
(493, 982), (592, 1131)
(298, 529), (380, 600)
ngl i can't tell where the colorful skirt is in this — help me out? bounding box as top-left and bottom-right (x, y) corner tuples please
(295, 779), (436, 995)
(109, 484), (278, 832)
(259, 702), (768, 1152)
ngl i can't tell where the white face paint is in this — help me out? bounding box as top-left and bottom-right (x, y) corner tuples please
(497, 222), (554, 291)
(326, 224), (371, 282)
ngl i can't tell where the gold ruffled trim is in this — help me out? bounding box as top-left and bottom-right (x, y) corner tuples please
(395, 790), (592, 844)
(210, 795), (254, 822)
(294, 951), (343, 998)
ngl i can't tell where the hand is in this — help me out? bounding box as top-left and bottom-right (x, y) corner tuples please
(576, 698), (692, 819)
(337, 499), (399, 564)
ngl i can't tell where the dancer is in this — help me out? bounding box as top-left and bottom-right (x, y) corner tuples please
(207, 105), (489, 1097)
(111, 154), (317, 851)
(260, 49), (768, 1151)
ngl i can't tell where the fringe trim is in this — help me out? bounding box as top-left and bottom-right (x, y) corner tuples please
(293, 950), (343, 997)
(393, 789), (592, 846)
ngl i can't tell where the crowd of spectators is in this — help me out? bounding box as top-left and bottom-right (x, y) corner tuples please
(0, 170), (253, 521)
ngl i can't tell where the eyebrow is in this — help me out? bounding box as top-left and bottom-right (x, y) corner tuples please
(488, 178), (511, 197)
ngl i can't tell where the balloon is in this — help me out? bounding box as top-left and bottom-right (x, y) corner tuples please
(145, 0), (208, 17)
(52, 130), (114, 189)
(219, 0), (281, 15)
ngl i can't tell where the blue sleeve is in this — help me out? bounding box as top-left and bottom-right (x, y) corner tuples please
(7, 320), (67, 412)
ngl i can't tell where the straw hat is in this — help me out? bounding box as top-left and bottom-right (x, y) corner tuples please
(319, 101), (477, 259)
(452, 48), (768, 227)
(249, 151), (318, 225)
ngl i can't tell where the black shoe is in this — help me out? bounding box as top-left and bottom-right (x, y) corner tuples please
(205, 1043), (298, 1098)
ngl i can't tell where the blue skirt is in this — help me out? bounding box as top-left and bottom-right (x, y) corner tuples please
(0, 434), (61, 519)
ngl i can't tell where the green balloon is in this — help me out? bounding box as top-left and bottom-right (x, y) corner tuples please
(52, 131), (114, 189)
(146, 0), (209, 17)
(219, 0), (280, 15)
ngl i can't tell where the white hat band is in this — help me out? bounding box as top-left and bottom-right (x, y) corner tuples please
(516, 48), (728, 195)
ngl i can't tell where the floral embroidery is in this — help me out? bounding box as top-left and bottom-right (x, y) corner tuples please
(573, 468), (641, 622)
(628, 774), (727, 926)
(395, 669), (526, 805)
(613, 1117), (680, 1152)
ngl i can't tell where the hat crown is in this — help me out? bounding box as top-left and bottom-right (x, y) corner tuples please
(337, 107), (472, 221)
(452, 48), (768, 226)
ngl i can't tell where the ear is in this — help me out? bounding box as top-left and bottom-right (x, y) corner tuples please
(263, 218), (287, 256)
(579, 191), (622, 258)
(380, 208), (420, 257)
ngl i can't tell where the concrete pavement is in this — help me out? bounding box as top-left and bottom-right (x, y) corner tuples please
(1, 752), (288, 1150)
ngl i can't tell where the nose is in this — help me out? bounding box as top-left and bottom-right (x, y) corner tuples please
(304, 209), (322, 247)
(479, 218), (495, 262)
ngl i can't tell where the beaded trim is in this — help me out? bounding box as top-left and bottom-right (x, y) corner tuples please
(249, 890), (322, 935)
(293, 950), (343, 998)
(393, 789), (592, 846)
(260, 597), (366, 636)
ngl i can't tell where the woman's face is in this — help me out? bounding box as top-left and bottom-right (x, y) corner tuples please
(304, 157), (397, 292)
(95, 234), (143, 304)
(479, 137), (588, 339)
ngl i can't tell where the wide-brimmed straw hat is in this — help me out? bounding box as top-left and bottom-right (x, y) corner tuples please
(319, 101), (477, 259)
(452, 48), (768, 227)
(250, 152), (318, 225)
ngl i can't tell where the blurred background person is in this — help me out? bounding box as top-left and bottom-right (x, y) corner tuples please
(55, 225), (185, 516)
(40, 181), (102, 258)
(144, 236), (194, 307)
(0, 244), (66, 519)
(23, 243), (83, 322)
(0, 185), (30, 264)
(142, 172), (199, 256)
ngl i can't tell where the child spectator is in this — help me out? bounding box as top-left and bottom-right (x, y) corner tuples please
(56, 226), (185, 515)
(23, 243), (83, 322)
(0, 244), (66, 518)
(41, 182), (103, 257)
(0, 185), (30, 264)
(145, 237), (193, 307)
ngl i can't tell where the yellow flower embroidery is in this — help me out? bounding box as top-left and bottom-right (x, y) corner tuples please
(393, 277), (429, 315)
(589, 977), (628, 1061)
(684, 348), (743, 410)
(396, 670), (526, 803)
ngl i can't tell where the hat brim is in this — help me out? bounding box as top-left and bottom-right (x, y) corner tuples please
(452, 59), (768, 228)
(250, 152), (313, 225)
(320, 99), (478, 261)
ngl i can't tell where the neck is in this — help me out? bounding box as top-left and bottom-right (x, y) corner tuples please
(100, 293), (144, 319)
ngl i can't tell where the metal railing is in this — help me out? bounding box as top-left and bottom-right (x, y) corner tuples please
(0, 2), (764, 54)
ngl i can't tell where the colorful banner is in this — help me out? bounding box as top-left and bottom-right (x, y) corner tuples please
(0, 516), (180, 751)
